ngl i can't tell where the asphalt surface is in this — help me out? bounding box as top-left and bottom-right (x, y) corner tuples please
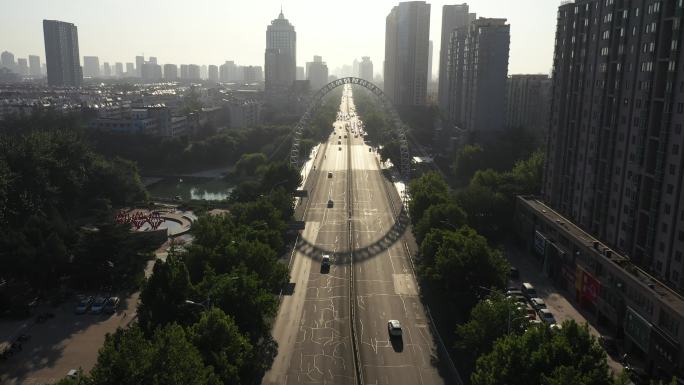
(264, 85), (452, 385)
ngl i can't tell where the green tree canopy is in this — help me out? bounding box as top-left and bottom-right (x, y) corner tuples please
(419, 227), (509, 311)
(454, 294), (529, 376)
(408, 171), (451, 225)
(89, 324), (220, 385)
(471, 321), (614, 385)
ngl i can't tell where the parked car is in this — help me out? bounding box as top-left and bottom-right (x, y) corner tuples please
(327, 199), (334, 208)
(507, 294), (527, 304)
(530, 297), (546, 311)
(387, 320), (402, 337)
(521, 282), (537, 299)
(104, 297), (120, 315)
(506, 289), (523, 296)
(328, 172), (333, 178)
(538, 308), (557, 324)
(75, 296), (94, 314)
(90, 296), (107, 314)
(321, 255), (330, 268)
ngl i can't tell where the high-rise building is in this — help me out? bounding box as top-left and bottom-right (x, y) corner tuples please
(428, 40), (433, 82)
(114, 62), (123, 77)
(306, 56), (329, 91)
(265, 10), (296, 98)
(135, 55), (144, 77)
(164, 64), (178, 81)
(220, 61), (239, 82)
(296, 66), (305, 80)
(148, 56), (157, 65)
(545, 0), (684, 283)
(28, 55), (41, 77)
(384, 1), (431, 106)
(200, 65), (208, 80)
(208, 65), (219, 82)
(103, 62), (111, 77)
(83, 56), (100, 78)
(242, 65), (263, 83)
(359, 57), (374, 81)
(180, 64), (189, 80)
(447, 18), (509, 133)
(438, 3), (475, 114)
(141, 61), (162, 82)
(16, 58), (28, 76)
(505, 74), (551, 140)
(125, 62), (134, 77)
(353, 58), (360, 77)
(43, 20), (82, 87)
(188, 64), (200, 80)
(1, 51), (15, 71)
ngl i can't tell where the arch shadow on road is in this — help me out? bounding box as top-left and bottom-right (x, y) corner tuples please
(293, 205), (411, 265)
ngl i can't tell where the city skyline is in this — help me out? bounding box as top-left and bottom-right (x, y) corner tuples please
(1, 0), (560, 78)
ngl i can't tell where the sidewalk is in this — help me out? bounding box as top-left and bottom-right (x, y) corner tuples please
(505, 244), (625, 377)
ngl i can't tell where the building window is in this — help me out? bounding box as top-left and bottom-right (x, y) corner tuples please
(676, 124), (682, 134)
(674, 144), (681, 154)
(671, 164), (677, 175)
(674, 270), (680, 282)
(676, 251), (682, 262)
(666, 203), (672, 214)
(679, 231), (684, 241)
(668, 184), (675, 194)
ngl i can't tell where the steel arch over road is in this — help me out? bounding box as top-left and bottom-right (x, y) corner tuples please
(290, 76), (411, 180)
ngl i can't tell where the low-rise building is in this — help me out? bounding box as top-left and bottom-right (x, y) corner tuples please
(516, 196), (684, 378)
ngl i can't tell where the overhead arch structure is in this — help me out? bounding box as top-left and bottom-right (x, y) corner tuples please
(289, 76), (411, 180)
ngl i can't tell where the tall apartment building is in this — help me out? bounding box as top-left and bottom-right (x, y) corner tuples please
(16, 58), (28, 76)
(242, 65), (263, 83)
(180, 64), (189, 80)
(359, 56), (374, 81)
(28, 55), (41, 77)
(125, 62), (134, 77)
(43, 20), (82, 87)
(505, 74), (552, 139)
(114, 62), (123, 77)
(296, 66), (305, 80)
(306, 55), (329, 91)
(1, 51), (15, 71)
(265, 10), (296, 98)
(220, 61), (239, 82)
(438, 3), (475, 115)
(103, 62), (111, 77)
(83, 56), (100, 78)
(188, 64), (201, 81)
(208, 65), (219, 82)
(384, 1), (431, 106)
(545, 0), (684, 283)
(164, 64), (178, 81)
(446, 18), (510, 133)
(135, 56), (144, 77)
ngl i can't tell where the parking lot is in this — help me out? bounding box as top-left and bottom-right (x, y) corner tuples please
(505, 244), (625, 376)
(0, 291), (138, 385)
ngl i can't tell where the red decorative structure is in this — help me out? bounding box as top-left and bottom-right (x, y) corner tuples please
(115, 210), (166, 230)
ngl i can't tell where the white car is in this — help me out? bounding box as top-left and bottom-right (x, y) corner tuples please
(321, 254), (330, 267)
(530, 297), (546, 311)
(538, 308), (557, 324)
(387, 320), (402, 337)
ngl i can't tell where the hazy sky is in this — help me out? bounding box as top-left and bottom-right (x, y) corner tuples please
(1, 0), (561, 76)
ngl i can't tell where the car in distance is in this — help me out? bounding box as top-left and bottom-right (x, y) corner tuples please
(538, 308), (557, 324)
(521, 282), (537, 300)
(327, 199), (334, 208)
(338, 147), (341, 151)
(328, 172), (333, 178)
(90, 296), (107, 314)
(530, 297), (547, 311)
(338, 140), (341, 145)
(104, 297), (120, 314)
(322, 254), (330, 268)
(75, 296), (94, 314)
(387, 320), (402, 337)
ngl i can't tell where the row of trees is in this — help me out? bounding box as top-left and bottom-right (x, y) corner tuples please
(52, 162), (301, 385)
(407, 136), (630, 384)
(0, 113), (151, 314)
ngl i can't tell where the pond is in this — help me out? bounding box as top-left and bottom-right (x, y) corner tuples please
(146, 177), (234, 201)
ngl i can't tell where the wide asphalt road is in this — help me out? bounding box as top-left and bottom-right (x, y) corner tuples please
(263, 85), (453, 385)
